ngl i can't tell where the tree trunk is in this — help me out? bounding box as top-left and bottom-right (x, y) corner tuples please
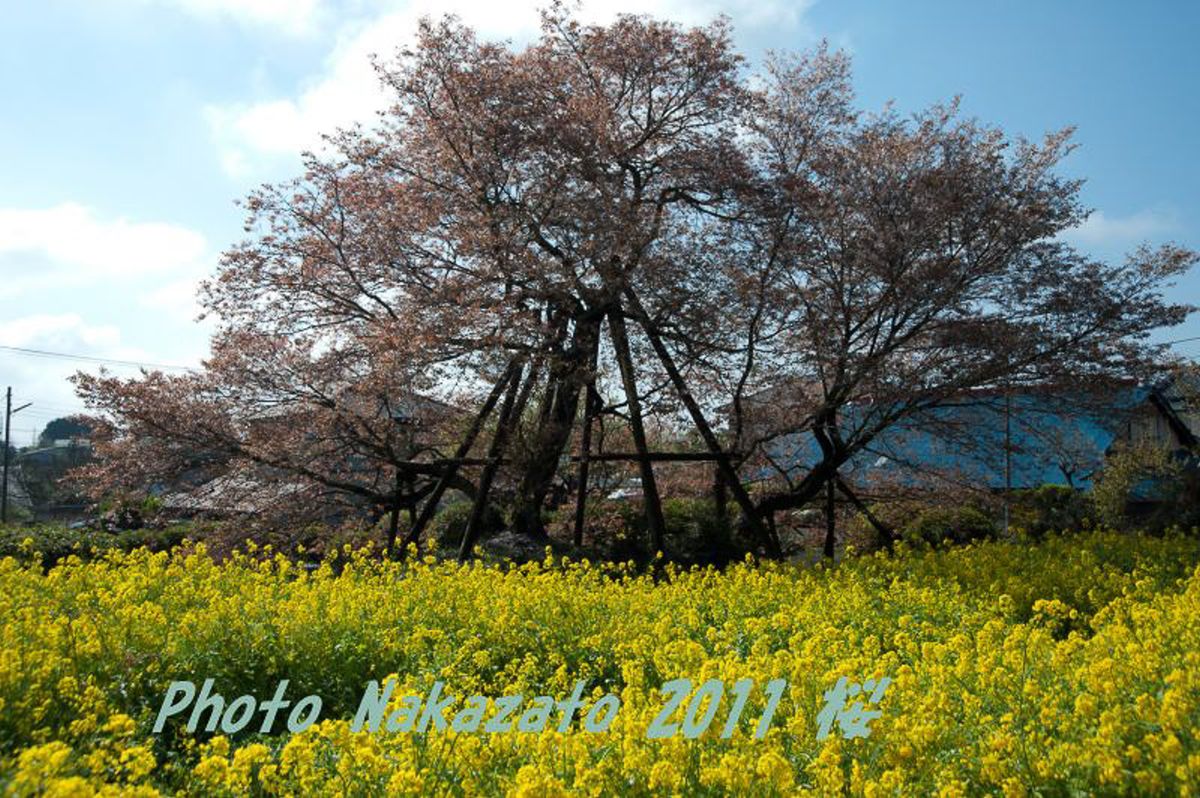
(607, 306), (666, 555)
(510, 315), (602, 539)
(812, 409), (840, 559)
(712, 465), (727, 525)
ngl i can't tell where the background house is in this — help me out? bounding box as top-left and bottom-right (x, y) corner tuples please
(755, 380), (1197, 496)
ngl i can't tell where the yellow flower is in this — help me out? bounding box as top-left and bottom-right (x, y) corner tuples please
(648, 759), (683, 792)
(756, 751), (793, 791)
(511, 764), (569, 798)
(0, 529), (1198, 795)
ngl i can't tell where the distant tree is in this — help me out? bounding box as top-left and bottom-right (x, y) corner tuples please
(1092, 442), (1177, 529)
(19, 443), (92, 514)
(39, 417), (91, 447)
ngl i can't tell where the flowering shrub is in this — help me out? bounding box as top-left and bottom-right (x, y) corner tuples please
(1, 531), (1198, 795)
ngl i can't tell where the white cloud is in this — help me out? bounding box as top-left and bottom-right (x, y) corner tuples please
(0, 313), (211, 434)
(0, 203), (208, 282)
(0, 202), (215, 374)
(0, 315), (160, 423)
(138, 276), (207, 321)
(204, 0), (816, 177)
(134, 0), (325, 36)
(0, 314), (123, 352)
(1067, 209), (1179, 248)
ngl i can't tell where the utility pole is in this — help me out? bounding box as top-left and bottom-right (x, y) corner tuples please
(1003, 387), (1012, 536)
(2, 387), (32, 524)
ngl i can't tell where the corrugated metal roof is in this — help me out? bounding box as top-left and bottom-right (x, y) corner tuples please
(753, 385), (1179, 490)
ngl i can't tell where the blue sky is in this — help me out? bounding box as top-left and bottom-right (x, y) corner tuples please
(2, 0), (1197, 442)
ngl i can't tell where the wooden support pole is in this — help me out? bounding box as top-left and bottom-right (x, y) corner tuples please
(572, 383), (600, 548)
(622, 289), (781, 557)
(572, 331), (602, 549)
(459, 365), (525, 560)
(402, 359), (520, 550)
(607, 306), (666, 556)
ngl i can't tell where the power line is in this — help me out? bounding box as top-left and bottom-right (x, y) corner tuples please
(0, 344), (197, 372)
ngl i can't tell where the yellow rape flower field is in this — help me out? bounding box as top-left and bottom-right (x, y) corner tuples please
(1, 530), (1199, 796)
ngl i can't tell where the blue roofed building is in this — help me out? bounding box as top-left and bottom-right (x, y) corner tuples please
(752, 381), (1198, 494)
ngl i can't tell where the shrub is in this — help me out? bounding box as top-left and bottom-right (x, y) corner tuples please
(1092, 443), (1179, 530)
(554, 499), (646, 561)
(555, 497), (742, 564)
(899, 503), (997, 548)
(1153, 467), (1200, 532)
(1010, 484), (1095, 540)
(849, 499), (998, 550)
(427, 500), (503, 552)
(94, 494), (165, 531)
(660, 497), (739, 564)
(571, 497), (741, 563)
(0, 523), (190, 568)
